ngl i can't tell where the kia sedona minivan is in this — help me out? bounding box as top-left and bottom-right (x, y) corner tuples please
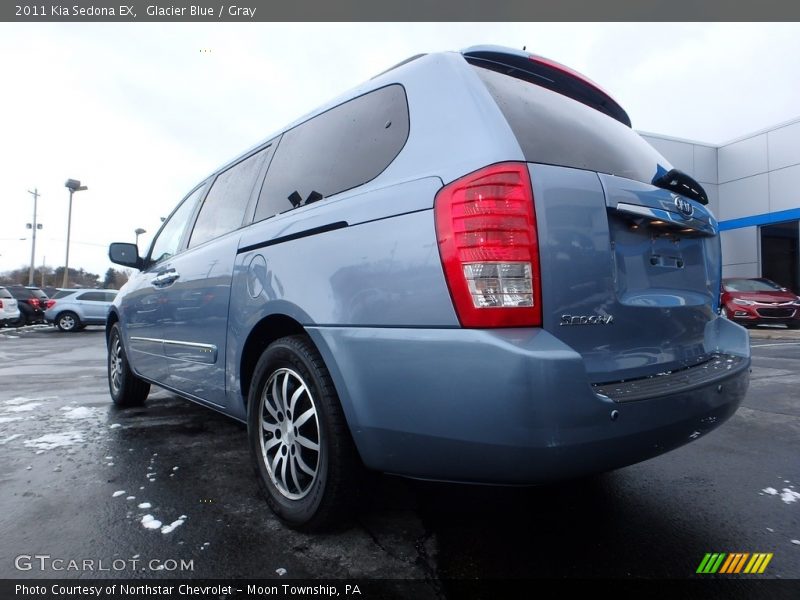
(108, 45), (751, 530)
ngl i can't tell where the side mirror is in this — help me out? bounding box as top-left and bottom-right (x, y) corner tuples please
(109, 242), (143, 270)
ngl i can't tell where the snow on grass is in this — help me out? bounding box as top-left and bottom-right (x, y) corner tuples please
(0, 416), (24, 424)
(60, 406), (98, 419)
(24, 431), (84, 450)
(112, 490), (126, 498)
(138, 502), (152, 509)
(1, 434), (22, 444)
(141, 515), (162, 530)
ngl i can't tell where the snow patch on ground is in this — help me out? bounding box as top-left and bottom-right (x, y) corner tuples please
(112, 490), (126, 498)
(0, 416), (24, 424)
(24, 431), (85, 450)
(138, 502), (152, 509)
(141, 515), (162, 530)
(1, 434), (23, 444)
(780, 489), (800, 504)
(763, 487), (778, 495)
(161, 518), (186, 534)
(4, 402), (42, 413)
(109, 424), (122, 429)
(60, 406), (98, 419)
(3, 396), (56, 406)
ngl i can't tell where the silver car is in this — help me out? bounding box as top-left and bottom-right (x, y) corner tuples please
(0, 286), (20, 327)
(45, 289), (118, 332)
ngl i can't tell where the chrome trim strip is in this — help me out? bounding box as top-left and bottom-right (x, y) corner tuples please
(130, 336), (216, 352)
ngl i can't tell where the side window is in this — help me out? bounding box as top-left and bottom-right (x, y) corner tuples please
(188, 148), (269, 248)
(254, 84), (409, 222)
(149, 185), (206, 266)
(105, 292), (118, 302)
(77, 292), (104, 302)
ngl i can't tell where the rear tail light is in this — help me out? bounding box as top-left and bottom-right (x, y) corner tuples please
(45, 299), (55, 309)
(0, 300), (3, 309)
(434, 162), (542, 328)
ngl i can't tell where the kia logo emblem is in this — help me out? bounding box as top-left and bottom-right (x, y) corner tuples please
(673, 195), (694, 218)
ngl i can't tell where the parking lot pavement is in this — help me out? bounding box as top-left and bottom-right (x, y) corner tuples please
(0, 325), (798, 589)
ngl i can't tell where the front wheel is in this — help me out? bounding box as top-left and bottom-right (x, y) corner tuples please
(107, 323), (150, 407)
(247, 335), (364, 530)
(56, 311), (80, 332)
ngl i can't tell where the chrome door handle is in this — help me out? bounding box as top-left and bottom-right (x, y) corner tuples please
(152, 271), (180, 286)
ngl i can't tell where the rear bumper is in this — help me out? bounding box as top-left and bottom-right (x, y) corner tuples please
(308, 317), (750, 483)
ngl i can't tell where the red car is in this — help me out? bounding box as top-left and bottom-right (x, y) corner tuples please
(721, 278), (800, 329)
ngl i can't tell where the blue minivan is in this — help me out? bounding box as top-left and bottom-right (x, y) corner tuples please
(108, 45), (750, 530)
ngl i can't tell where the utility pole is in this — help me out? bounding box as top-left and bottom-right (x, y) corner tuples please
(27, 188), (41, 286)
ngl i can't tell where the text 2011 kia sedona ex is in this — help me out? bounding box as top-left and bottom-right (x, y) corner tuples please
(107, 46), (750, 530)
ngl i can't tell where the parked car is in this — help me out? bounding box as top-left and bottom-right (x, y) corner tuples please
(0, 286), (21, 327)
(7, 285), (49, 325)
(107, 45), (751, 530)
(45, 288), (118, 332)
(721, 277), (800, 329)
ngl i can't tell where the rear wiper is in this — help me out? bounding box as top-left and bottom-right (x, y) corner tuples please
(652, 168), (708, 205)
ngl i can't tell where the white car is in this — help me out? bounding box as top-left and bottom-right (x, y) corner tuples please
(0, 286), (21, 327)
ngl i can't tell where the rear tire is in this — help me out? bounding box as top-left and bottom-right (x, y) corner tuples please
(56, 311), (80, 332)
(787, 322), (800, 330)
(107, 323), (150, 407)
(247, 334), (364, 531)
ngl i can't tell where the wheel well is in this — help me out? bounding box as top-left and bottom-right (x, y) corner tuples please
(106, 311), (119, 345)
(240, 314), (305, 406)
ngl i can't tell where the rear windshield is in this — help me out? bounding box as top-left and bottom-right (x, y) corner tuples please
(723, 279), (784, 292)
(0, 287), (11, 299)
(472, 65), (671, 185)
(28, 288), (48, 299)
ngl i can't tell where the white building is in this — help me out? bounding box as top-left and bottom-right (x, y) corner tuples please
(641, 118), (800, 294)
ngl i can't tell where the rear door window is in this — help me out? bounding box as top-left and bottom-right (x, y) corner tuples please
(254, 84), (409, 222)
(77, 292), (105, 302)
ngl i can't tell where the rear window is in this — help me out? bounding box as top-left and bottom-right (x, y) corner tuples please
(254, 84), (409, 222)
(0, 287), (11, 299)
(472, 65), (671, 185)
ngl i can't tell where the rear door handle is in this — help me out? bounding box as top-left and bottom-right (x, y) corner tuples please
(152, 271), (180, 287)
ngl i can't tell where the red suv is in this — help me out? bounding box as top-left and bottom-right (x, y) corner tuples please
(721, 278), (800, 329)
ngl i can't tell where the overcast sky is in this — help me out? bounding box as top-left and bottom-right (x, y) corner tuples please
(2, 22), (799, 280)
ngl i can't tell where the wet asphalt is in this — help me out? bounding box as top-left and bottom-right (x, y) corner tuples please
(0, 325), (798, 592)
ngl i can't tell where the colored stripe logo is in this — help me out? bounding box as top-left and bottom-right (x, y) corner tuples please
(696, 553), (773, 574)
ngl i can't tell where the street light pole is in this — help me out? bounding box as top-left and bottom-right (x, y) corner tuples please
(27, 188), (40, 286)
(63, 179), (88, 288)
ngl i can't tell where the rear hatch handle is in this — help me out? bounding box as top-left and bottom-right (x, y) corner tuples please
(599, 173), (718, 236)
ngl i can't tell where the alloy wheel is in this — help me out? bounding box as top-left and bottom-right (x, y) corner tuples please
(259, 367), (321, 500)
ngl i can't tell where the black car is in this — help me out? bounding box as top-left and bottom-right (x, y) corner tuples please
(7, 285), (50, 325)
